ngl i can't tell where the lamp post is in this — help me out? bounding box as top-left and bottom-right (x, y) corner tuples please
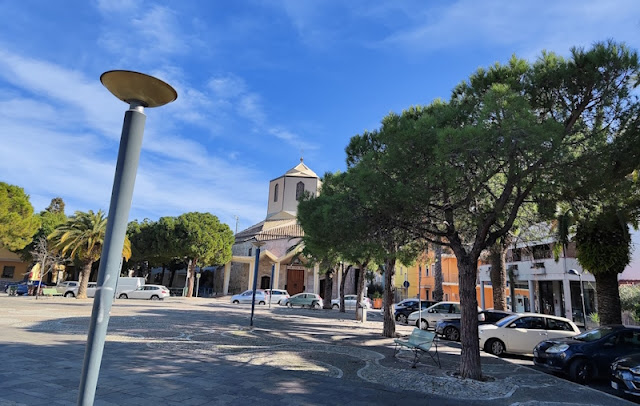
(568, 268), (587, 328)
(77, 71), (176, 406)
(250, 238), (266, 326)
(268, 263), (275, 309)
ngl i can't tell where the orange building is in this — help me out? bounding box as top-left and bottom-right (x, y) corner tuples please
(395, 250), (528, 309)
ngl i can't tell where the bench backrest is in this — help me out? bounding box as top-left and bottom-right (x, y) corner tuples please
(408, 328), (435, 349)
(42, 288), (57, 294)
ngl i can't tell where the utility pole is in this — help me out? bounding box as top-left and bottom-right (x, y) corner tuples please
(234, 215), (239, 235)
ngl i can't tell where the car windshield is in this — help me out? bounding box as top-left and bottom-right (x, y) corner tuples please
(573, 326), (616, 341)
(495, 315), (519, 327)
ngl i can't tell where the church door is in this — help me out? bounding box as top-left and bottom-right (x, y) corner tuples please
(287, 269), (305, 295)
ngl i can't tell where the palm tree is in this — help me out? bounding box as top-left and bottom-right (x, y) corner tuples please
(49, 210), (131, 299)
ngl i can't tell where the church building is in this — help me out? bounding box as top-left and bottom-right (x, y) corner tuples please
(219, 159), (355, 297)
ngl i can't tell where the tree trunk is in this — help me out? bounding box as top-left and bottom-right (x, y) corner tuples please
(161, 265), (166, 286)
(187, 258), (197, 297)
(355, 262), (368, 321)
(433, 243), (443, 302)
(323, 268), (334, 309)
(382, 258), (396, 338)
(594, 271), (622, 325)
(457, 254), (482, 380)
(77, 261), (93, 299)
(489, 243), (508, 311)
(340, 265), (351, 313)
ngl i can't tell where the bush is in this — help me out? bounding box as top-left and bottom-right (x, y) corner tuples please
(367, 283), (383, 298)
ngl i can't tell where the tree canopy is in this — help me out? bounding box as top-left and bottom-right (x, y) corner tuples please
(0, 182), (40, 251)
(343, 41), (640, 380)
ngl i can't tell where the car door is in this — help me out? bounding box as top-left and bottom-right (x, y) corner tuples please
(240, 290), (253, 304)
(504, 316), (548, 354)
(544, 318), (578, 340)
(87, 283), (97, 298)
(591, 330), (640, 373)
(345, 295), (357, 310)
(128, 286), (145, 299)
(427, 303), (450, 326)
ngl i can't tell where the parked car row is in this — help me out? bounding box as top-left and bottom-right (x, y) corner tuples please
(229, 290), (371, 310)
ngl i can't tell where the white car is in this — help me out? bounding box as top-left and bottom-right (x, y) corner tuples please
(479, 313), (580, 356)
(264, 289), (289, 304)
(231, 289), (267, 304)
(331, 295), (372, 310)
(408, 301), (466, 330)
(57, 281), (97, 298)
(118, 285), (170, 300)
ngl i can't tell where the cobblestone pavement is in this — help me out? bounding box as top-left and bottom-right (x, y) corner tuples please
(0, 295), (636, 405)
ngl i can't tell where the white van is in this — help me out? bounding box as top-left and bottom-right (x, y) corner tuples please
(115, 277), (145, 296)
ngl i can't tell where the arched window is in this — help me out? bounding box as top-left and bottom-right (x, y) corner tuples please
(296, 181), (305, 200)
(274, 184), (279, 202)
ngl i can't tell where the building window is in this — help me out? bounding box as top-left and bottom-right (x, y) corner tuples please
(260, 276), (271, 290)
(296, 181), (305, 200)
(274, 184), (279, 202)
(248, 247), (252, 256)
(532, 244), (551, 260)
(511, 248), (522, 261)
(425, 265), (430, 277)
(2, 266), (15, 278)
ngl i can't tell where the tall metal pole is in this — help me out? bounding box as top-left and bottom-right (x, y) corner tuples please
(579, 274), (587, 328)
(418, 265), (423, 329)
(250, 242), (263, 326)
(269, 264), (275, 309)
(77, 102), (146, 405)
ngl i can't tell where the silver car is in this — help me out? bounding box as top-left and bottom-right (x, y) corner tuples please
(231, 289), (267, 304)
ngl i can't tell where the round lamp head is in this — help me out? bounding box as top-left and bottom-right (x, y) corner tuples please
(100, 70), (177, 108)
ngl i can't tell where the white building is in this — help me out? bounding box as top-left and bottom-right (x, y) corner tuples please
(478, 238), (596, 324)
(218, 159), (359, 297)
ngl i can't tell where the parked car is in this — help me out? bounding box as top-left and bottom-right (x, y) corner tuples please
(435, 309), (513, 341)
(230, 289), (267, 304)
(6, 281), (46, 296)
(611, 353), (640, 398)
(408, 302), (467, 330)
(118, 285), (170, 300)
(331, 295), (372, 310)
(58, 281), (97, 298)
(533, 325), (640, 384)
(480, 313), (580, 356)
(394, 298), (420, 311)
(283, 293), (323, 309)
(56, 281), (79, 297)
(264, 289), (289, 304)
(395, 300), (437, 324)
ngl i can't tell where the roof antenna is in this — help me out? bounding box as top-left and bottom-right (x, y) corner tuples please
(300, 149), (304, 162)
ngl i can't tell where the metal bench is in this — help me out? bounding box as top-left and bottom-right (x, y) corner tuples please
(41, 287), (62, 296)
(393, 328), (441, 368)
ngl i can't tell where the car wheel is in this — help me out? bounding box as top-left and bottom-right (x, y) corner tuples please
(64, 292), (75, 298)
(119, 294), (128, 299)
(416, 319), (429, 330)
(232, 300), (239, 304)
(312, 301), (321, 309)
(398, 314), (408, 324)
(444, 326), (460, 341)
(287, 302), (293, 308)
(569, 358), (594, 385)
(486, 339), (506, 356)
(259, 301), (265, 305)
(332, 304), (340, 309)
(150, 295), (160, 300)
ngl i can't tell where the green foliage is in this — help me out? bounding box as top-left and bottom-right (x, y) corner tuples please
(0, 182), (41, 251)
(49, 210), (131, 263)
(575, 210), (631, 275)
(619, 284), (640, 321)
(173, 212), (234, 266)
(588, 312), (600, 325)
(19, 198), (68, 262)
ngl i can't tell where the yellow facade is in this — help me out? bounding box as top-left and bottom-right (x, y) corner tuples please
(395, 252), (528, 308)
(0, 247), (30, 284)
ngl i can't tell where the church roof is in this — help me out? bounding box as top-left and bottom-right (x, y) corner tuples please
(235, 218), (304, 243)
(284, 159), (318, 178)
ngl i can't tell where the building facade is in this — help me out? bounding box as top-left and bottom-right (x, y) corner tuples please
(218, 159), (358, 297)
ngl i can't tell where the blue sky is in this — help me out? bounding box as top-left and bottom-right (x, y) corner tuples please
(1, 0), (640, 239)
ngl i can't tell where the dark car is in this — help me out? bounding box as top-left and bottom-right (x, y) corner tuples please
(435, 309), (513, 341)
(394, 300), (437, 324)
(611, 353), (640, 398)
(533, 325), (640, 384)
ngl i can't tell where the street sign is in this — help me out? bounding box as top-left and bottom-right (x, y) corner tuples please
(403, 280), (410, 288)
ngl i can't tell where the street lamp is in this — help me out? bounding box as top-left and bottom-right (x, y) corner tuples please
(568, 268), (587, 328)
(77, 71), (176, 406)
(250, 238), (266, 326)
